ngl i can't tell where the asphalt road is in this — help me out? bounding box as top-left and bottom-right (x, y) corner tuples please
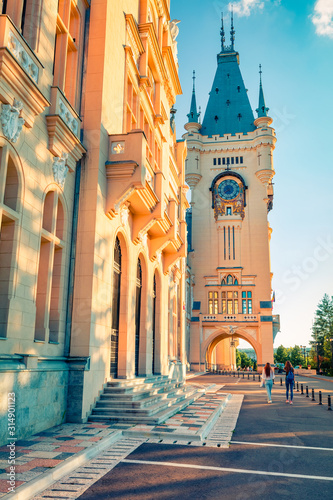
(77, 374), (333, 500)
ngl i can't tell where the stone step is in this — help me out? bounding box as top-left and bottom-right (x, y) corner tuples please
(101, 382), (184, 401)
(96, 386), (193, 410)
(105, 379), (182, 394)
(88, 389), (203, 425)
(107, 375), (168, 388)
(92, 387), (196, 417)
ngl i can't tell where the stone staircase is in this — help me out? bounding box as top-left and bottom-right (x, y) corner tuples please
(88, 375), (206, 425)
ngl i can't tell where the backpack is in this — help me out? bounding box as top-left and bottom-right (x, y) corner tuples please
(286, 370), (294, 382)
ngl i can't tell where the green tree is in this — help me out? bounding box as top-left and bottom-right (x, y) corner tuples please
(311, 294), (333, 374)
(274, 345), (289, 364)
(289, 346), (303, 367)
(236, 350), (253, 369)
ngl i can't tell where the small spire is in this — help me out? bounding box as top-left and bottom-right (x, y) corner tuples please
(256, 64), (269, 117)
(230, 6), (235, 51)
(220, 13), (225, 52)
(187, 70), (200, 123)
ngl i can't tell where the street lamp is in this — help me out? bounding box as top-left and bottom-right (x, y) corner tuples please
(329, 338), (333, 374)
(315, 342), (320, 374)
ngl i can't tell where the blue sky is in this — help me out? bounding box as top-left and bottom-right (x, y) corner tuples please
(171, 0), (333, 348)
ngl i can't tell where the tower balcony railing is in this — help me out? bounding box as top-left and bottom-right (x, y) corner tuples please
(202, 314), (258, 323)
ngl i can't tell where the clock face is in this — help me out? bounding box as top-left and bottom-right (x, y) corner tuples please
(218, 179), (240, 200)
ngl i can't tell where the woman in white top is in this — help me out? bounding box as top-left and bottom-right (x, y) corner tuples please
(262, 362), (275, 403)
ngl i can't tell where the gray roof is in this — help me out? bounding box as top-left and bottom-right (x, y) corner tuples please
(201, 51), (255, 137)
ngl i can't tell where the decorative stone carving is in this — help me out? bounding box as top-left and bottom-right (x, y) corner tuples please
(52, 152), (68, 188)
(111, 142), (125, 154)
(139, 232), (148, 247)
(8, 31), (39, 83)
(226, 325), (237, 335)
(0, 99), (25, 143)
(59, 101), (79, 136)
(120, 206), (129, 226)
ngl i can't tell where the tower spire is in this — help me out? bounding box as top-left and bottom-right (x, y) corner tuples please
(220, 13), (225, 52)
(230, 6), (235, 51)
(256, 64), (269, 117)
(187, 70), (200, 123)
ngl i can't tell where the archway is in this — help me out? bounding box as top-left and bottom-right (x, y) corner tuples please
(204, 327), (260, 370)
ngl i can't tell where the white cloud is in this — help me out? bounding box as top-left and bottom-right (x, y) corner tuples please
(312, 0), (333, 38)
(228, 0), (265, 17)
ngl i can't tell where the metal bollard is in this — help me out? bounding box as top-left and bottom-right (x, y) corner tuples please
(233, 371), (235, 377)
(328, 395), (332, 411)
(311, 388), (315, 401)
(253, 374), (255, 381)
(259, 374), (261, 382)
(306, 386), (309, 398)
(301, 384), (304, 395)
(243, 372), (245, 379)
(293, 380), (296, 390)
(248, 373), (250, 379)
(319, 391), (322, 405)
(297, 381), (299, 392)
(280, 378), (282, 386)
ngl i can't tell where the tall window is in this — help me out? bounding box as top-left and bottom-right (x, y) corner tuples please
(135, 258), (142, 376)
(0, 150), (20, 337)
(222, 291), (238, 314)
(110, 237), (121, 378)
(4, 0), (43, 51)
(208, 291), (218, 314)
(242, 291), (253, 314)
(152, 275), (156, 374)
(53, 0), (86, 110)
(35, 191), (65, 342)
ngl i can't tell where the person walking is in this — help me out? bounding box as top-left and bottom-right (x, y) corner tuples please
(262, 362), (275, 403)
(285, 361), (294, 404)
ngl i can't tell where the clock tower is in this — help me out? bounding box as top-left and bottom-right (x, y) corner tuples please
(185, 18), (279, 370)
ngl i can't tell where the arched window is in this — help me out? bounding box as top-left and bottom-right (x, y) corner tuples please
(0, 151), (20, 337)
(152, 274), (156, 374)
(110, 237), (121, 378)
(135, 258), (142, 376)
(35, 191), (65, 342)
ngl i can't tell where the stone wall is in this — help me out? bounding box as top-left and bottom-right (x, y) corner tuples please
(0, 357), (69, 446)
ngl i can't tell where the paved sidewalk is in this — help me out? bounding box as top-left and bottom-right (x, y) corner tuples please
(0, 383), (230, 500)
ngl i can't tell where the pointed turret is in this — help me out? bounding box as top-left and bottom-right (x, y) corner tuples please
(187, 70), (200, 123)
(201, 15), (255, 137)
(256, 64), (269, 117)
(254, 64), (273, 128)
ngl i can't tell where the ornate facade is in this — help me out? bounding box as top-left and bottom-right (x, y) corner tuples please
(185, 19), (280, 370)
(0, 0), (188, 444)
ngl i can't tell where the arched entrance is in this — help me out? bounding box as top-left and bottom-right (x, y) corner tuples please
(110, 237), (121, 378)
(204, 327), (261, 370)
(135, 257), (142, 376)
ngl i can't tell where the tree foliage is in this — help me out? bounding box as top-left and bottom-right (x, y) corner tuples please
(311, 294), (333, 374)
(236, 350), (253, 368)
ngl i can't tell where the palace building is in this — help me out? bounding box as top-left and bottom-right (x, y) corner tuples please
(184, 17), (280, 371)
(0, 0), (191, 445)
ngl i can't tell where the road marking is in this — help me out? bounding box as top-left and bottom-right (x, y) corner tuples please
(231, 441), (333, 452)
(122, 459), (333, 481)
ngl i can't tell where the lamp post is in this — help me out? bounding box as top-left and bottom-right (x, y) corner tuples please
(315, 342), (320, 374)
(330, 338), (333, 374)
(301, 345), (306, 366)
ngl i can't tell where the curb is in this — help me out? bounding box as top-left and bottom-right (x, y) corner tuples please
(6, 430), (123, 500)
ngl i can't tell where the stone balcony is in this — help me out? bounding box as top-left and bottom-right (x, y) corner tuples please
(202, 314), (258, 323)
(0, 14), (49, 128)
(46, 86), (86, 172)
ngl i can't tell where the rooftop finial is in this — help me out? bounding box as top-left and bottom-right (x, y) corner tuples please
(256, 64), (269, 118)
(230, 5), (235, 50)
(187, 70), (200, 124)
(220, 13), (225, 52)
